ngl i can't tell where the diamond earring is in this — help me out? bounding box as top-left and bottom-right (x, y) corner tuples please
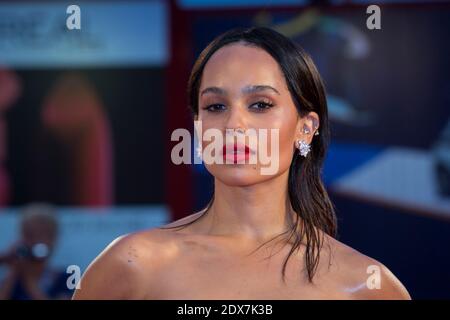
(314, 129), (319, 136)
(296, 139), (311, 157)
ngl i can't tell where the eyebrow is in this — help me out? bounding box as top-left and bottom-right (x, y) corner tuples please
(200, 85), (280, 97)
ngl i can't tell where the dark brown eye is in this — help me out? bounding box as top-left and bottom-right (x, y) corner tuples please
(203, 104), (226, 112)
(249, 101), (274, 111)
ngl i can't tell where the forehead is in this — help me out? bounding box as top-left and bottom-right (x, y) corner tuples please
(200, 43), (286, 90)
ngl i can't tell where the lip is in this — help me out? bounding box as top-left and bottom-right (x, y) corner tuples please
(222, 143), (253, 163)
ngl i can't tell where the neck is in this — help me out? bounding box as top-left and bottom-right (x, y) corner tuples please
(200, 171), (297, 243)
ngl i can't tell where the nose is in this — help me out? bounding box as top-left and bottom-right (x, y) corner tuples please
(224, 103), (248, 133)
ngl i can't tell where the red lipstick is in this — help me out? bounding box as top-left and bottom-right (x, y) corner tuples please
(222, 143), (251, 163)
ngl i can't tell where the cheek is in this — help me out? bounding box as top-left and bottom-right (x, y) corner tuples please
(197, 113), (222, 136)
(266, 111), (298, 167)
(274, 126), (296, 172)
(198, 121), (223, 151)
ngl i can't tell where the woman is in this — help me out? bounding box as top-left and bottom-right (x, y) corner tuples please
(73, 27), (411, 300)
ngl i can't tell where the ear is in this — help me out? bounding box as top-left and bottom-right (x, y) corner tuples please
(295, 112), (320, 145)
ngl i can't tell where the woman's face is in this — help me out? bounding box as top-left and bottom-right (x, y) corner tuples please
(197, 43), (318, 186)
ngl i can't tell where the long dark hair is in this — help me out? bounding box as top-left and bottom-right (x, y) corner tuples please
(161, 26), (337, 283)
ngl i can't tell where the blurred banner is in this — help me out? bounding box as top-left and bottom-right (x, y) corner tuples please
(1, 1), (168, 207)
(0, 1), (168, 68)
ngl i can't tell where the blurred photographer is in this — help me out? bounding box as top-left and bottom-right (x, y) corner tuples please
(0, 203), (71, 300)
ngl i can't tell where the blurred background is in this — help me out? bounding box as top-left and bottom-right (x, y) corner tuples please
(0, 0), (449, 299)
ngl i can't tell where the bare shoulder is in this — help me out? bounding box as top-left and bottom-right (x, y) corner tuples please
(72, 227), (178, 300)
(323, 235), (411, 300)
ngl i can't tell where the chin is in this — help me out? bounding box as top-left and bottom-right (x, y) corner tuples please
(206, 164), (274, 187)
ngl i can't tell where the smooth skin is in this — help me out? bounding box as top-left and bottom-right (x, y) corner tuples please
(73, 44), (411, 300)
